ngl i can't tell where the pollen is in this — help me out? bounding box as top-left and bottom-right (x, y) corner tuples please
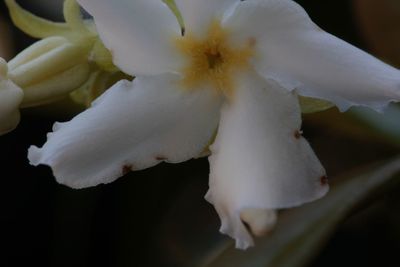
(175, 21), (255, 97)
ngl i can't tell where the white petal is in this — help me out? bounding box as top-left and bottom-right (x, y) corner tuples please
(77, 0), (183, 76)
(175, 0), (239, 37)
(0, 58), (24, 135)
(28, 74), (221, 189)
(224, 0), (400, 111)
(207, 72), (328, 249)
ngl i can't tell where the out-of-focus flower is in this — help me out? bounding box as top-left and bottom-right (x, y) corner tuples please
(26, 0), (400, 249)
(0, 57), (23, 135)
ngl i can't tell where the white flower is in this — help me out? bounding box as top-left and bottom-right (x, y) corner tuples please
(0, 57), (24, 135)
(27, 0), (400, 249)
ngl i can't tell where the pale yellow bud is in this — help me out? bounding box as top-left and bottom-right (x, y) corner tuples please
(22, 63), (90, 107)
(4, 0), (120, 110)
(8, 37), (91, 107)
(0, 58), (24, 135)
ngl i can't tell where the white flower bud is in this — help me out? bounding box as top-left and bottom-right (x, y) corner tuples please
(8, 37), (91, 107)
(0, 58), (24, 135)
(4, 0), (119, 108)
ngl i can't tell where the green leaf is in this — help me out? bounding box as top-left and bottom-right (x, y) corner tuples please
(350, 104), (400, 146)
(202, 157), (400, 267)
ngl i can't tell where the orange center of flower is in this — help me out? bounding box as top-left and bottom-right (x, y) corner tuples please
(175, 21), (255, 97)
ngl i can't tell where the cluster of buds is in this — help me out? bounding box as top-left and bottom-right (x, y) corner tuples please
(0, 0), (128, 135)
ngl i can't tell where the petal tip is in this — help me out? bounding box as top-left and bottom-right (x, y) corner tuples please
(27, 145), (42, 166)
(235, 239), (254, 250)
(204, 189), (213, 203)
(217, 212), (255, 250)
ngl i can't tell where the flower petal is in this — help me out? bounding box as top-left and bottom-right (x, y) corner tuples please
(0, 58), (24, 135)
(76, 0), (182, 76)
(224, 0), (400, 111)
(28, 74), (221, 189)
(207, 72), (328, 249)
(175, 0), (239, 37)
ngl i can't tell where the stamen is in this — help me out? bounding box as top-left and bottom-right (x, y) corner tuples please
(205, 50), (223, 69)
(175, 21), (254, 97)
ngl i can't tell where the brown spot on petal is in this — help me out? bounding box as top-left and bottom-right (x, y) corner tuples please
(122, 164), (134, 175)
(156, 156), (167, 161)
(294, 130), (303, 139)
(320, 175), (329, 186)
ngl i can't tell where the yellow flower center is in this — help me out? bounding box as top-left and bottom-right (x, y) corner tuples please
(175, 21), (255, 97)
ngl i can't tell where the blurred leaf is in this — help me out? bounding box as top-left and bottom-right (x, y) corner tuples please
(304, 106), (400, 150)
(350, 104), (400, 147)
(202, 156), (400, 267)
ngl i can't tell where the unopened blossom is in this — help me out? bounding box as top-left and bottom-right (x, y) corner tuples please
(0, 57), (23, 135)
(27, 0), (400, 249)
(0, 0), (122, 135)
(8, 36), (91, 107)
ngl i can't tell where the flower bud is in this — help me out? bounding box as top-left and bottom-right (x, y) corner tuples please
(8, 37), (91, 107)
(0, 58), (24, 135)
(71, 70), (131, 107)
(4, 0), (121, 109)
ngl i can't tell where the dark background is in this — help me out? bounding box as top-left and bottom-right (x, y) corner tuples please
(1, 1), (399, 267)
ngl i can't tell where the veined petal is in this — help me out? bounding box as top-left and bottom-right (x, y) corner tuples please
(76, 0), (183, 76)
(175, 0), (239, 37)
(224, 0), (400, 111)
(207, 72), (328, 249)
(28, 74), (221, 189)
